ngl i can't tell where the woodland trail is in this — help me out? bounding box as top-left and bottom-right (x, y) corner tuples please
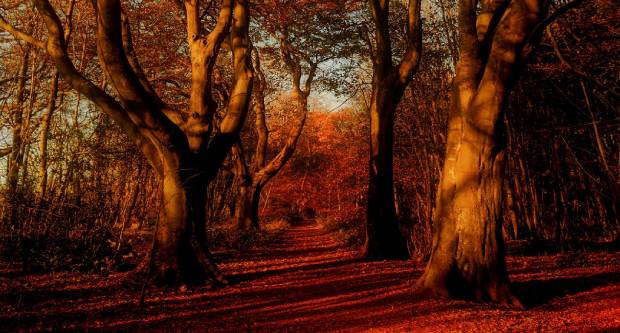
(1, 220), (620, 332)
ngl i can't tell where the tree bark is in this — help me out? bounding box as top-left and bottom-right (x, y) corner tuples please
(416, 0), (547, 306)
(149, 161), (225, 285)
(234, 182), (261, 231)
(365, 76), (409, 258)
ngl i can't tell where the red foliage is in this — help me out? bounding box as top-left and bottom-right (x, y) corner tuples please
(260, 110), (368, 226)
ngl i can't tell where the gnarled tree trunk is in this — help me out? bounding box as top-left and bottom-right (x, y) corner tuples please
(149, 158), (226, 285)
(416, 0), (547, 306)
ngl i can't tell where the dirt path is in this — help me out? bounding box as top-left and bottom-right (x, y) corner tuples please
(1, 220), (620, 332)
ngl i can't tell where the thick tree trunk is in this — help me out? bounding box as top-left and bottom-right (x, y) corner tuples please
(364, 83), (408, 259)
(148, 164), (225, 286)
(2, 0), (249, 288)
(416, 95), (519, 305)
(416, 0), (546, 307)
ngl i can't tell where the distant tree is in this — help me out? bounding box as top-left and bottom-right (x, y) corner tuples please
(231, 0), (360, 230)
(5, 44), (31, 224)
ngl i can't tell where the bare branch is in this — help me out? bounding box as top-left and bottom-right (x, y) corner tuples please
(0, 14), (45, 49)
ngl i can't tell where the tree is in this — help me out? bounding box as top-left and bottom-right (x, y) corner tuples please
(5, 44), (30, 224)
(363, 0), (422, 259)
(231, 43), (313, 230)
(231, 0), (360, 230)
(416, 0), (553, 305)
(0, 0), (254, 286)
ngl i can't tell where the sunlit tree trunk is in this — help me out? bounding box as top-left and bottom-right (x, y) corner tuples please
(37, 71), (60, 200)
(147, 0), (254, 284)
(417, 0), (547, 306)
(363, 0), (422, 259)
(37, 0), (72, 202)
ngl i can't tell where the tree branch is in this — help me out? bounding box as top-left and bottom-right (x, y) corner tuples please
(32, 0), (163, 174)
(0, 14), (46, 49)
(397, 0), (422, 85)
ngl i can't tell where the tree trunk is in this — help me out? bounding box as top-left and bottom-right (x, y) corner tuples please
(416, 0), (546, 307)
(234, 183), (260, 231)
(148, 163), (225, 286)
(37, 71), (60, 200)
(364, 83), (408, 259)
(362, 0), (422, 259)
(1, 0), (248, 287)
(416, 93), (519, 305)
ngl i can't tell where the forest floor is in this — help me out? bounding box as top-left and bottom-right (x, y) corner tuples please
(1, 220), (620, 332)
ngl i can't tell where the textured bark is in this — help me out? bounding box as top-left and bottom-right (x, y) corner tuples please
(234, 183), (261, 230)
(363, 0), (422, 259)
(149, 163), (225, 285)
(184, 0), (233, 153)
(416, 0), (547, 306)
(232, 143), (258, 230)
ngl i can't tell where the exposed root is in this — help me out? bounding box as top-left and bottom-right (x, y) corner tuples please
(415, 268), (524, 309)
(491, 283), (524, 309)
(126, 244), (227, 289)
(191, 237), (229, 286)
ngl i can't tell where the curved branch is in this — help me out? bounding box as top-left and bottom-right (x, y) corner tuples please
(32, 0), (163, 174)
(204, 0), (254, 180)
(0, 146), (11, 158)
(119, 11), (186, 126)
(254, 107), (306, 188)
(95, 0), (187, 154)
(397, 0), (423, 85)
(0, 14), (46, 49)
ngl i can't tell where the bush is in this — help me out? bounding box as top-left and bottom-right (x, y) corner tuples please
(0, 199), (133, 273)
(316, 214), (364, 248)
(206, 219), (291, 251)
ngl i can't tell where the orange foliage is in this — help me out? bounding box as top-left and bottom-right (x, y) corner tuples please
(260, 109), (368, 227)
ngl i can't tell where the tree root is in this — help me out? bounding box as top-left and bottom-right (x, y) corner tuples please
(414, 270), (524, 309)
